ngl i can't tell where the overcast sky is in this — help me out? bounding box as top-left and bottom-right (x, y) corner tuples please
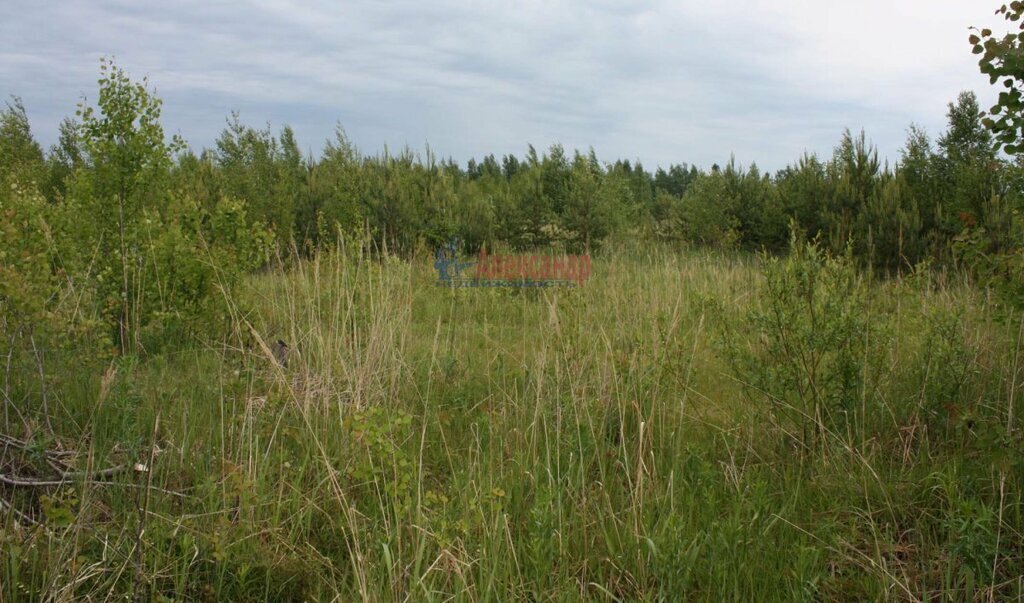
(0, 1), (1006, 172)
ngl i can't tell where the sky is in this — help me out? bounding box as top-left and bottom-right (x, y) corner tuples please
(0, 1), (1007, 172)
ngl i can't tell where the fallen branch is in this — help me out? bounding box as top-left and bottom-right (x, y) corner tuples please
(0, 465), (128, 487)
(0, 496), (38, 526)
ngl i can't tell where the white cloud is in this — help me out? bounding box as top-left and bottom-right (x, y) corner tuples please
(0, 0), (1006, 170)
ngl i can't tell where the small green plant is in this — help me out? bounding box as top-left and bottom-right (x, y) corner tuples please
(39, 487), (78, 528)
(943, 498), (1000, 587)
(343, 407), (416, 515)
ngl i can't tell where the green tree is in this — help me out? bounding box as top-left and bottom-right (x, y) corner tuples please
(827, 130), (881, 255)
(898, 126), (943, 258)
(562, 150), (621, 251)
(215, 114), (297, 246)
(670, 171), (740, 248)
(857, 176), (923, 272)
(0, 97), (46, 189)
(738, 163), (787, 249)
(43, 118), (84, 203)
(419, 148), (458, 248)
(653, 164), (697, 199)
(301, 126), (365, 248)
(935, 92), (999, 237)
(454, 179), (496, 251)
(0, 100), (54, 357)
(776, 154), (832, 241)
(71, 58), (184, 352)
(171, 149), (224, 212)
(541, 143), (571, 216)
(504, 146), (556, 249)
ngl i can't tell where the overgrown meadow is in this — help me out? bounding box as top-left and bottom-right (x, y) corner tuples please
(4, 17), (1024, 598)
(1, 237), (1022, 600)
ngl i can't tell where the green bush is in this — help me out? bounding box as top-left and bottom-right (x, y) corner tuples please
(720, 233), (879, 448)
(134, 195), (272, 346)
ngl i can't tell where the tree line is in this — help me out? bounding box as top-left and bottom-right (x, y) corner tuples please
(2, 60), (1023, 357)
(169, 89), (1023, 271)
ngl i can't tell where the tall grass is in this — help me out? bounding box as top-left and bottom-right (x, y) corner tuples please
(2, 242), (1021, 601)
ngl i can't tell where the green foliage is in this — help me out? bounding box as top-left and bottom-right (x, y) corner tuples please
(911, 311), (977, 435)
(936, 93), (1000, 240)
(857, 175), (924, 272)
(2, 244), (1023, 600)
(39, 488), (79, 528)
(0, 179), (103, 380)
(0, 97), (45, 188)
(4, 29), (1024, 601)
(721, 234), (877, 447)
(12, 68), (1001, 273)
(944, 497), (1000, 586)
(4, 52), (1018, 289)
(136, 195), (272, 344)
(214, 114), (303, 248)
(343, 407), (416, 515)
(776, 154), (832, 242)
(953, 214), (1024, 307)
(42, 118), (83, 203)
(44, 60), (271, 353)
(898, 126), (944, 256)
(301, 126), (365, 247)
(67, 58), (184, 351)
(561, 150), (622, 251)
(0, 185), (57, 337)
(973, 4), (1024, 153)
(670, 169), (741, 247)
(968, 8), (1024, 308)
(828, 130), (883, 254)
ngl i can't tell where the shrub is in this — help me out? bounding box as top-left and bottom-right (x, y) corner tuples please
(134, 196), (272, 346)
(720, 233), (879, 448)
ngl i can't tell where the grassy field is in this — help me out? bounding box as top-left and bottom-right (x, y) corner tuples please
(2, 242), (1023, 601)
